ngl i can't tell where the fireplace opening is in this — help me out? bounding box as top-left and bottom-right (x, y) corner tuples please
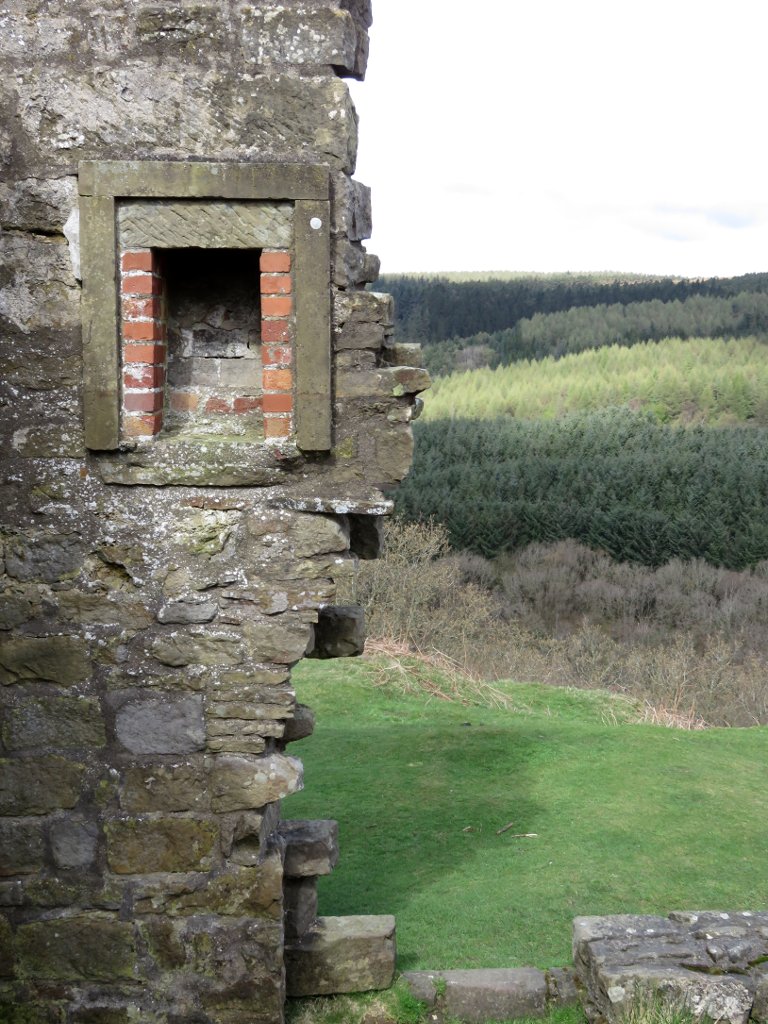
(164, 247), (264, 439)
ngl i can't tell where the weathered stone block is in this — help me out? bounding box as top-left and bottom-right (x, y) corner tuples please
(547, 966), (580, 1006)
(157, 597), (218, 624)
(0, 586), (43, 631)
(114, 695), (205, 754)
(50, 818), (100, 870)
(332, 176), (372, 241)
(135, 4), (226, 54)
(0, 916), (13, 977)
(139, 917), (187, 970)
(402, 968), (551, 1020)
(0, 819), (45, 876)
(334, 289), (394, 328)
(105, 817), (218, 874)
(206, 700), (294, 723)
(210, 753), (303, 812)
(69, 1009), (132, 1024)
(215, 668), (292, 702)
(240, 8), (360, 74)
(57, 590), (152, 629)
(375, 423), (415, 483)
(0, 327), (81, 395)
(308, 605), (365, 659)
(291, 514), (350, 557)
(187, 917), (284, 1018)
(151, 631), (243, 668)
(0, 757), (85, 815)
(223, 803), (281, 866)
(285, 915), (396, 996)
(383, 342), (423, 367)
(206, 733), (268, 755)
(120, 761), (211, 813)
(0, 635), (89, 686)
(332, 239), (378, 288)
(598, 964), (753, 1024)
(3, 696), (106, 751)
(336, 349), (377, 371)
(15, 914), (135, 981)
(161, 856), (283, 918)
(0, 235), (80, 332)
(11, 423), (86, 459)
(753, 975), (768, 1022)
(0, 991), (64, 1024)
(334, 320), (387, 351)
(279, 820), (339, 878)
(284, 877), (319, 941)
(0, 175), (77, 233)
(3, 533), (83, 583)
(573, 913), (767, 1024)
(443, 968), (548, 1023)
(242, 619), (313, 665)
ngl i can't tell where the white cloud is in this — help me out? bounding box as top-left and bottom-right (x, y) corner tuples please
(350, 1), (768, 277)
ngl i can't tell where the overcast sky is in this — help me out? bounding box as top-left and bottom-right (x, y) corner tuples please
(348, 1), (768, 279)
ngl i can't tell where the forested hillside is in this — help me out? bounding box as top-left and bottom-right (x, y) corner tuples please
(382, 270), (768, 569)
(399, 411), (768, 566)
(375, 270), (768, 347)
(421, 291), (768, 375)
(425, 337), (768, 424)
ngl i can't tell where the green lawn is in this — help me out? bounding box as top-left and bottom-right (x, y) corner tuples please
(284, 657), (768, 972)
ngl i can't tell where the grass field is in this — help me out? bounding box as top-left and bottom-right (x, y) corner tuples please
(285, 656), (768, 974)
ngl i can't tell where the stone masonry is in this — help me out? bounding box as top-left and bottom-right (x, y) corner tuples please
(0, 3), (427, 1021)
(574, 912), (768, 1024)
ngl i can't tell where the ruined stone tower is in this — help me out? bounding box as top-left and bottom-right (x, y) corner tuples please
(0, 3), (428, 1020)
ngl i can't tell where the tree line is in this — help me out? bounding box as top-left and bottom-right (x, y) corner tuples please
(373, 271), (768, 347)
(422, 291), (768, 376)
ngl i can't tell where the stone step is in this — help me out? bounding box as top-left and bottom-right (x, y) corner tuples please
(285, 914), (396, 997)
(402, 967), (579, 1023)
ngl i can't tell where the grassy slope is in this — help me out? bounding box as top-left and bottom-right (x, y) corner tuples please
(285, 658), (768, 972)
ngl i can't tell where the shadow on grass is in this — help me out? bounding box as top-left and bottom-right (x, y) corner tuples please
(283, 714), (543, 971)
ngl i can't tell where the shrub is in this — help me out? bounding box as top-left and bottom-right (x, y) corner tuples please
(345, 522), (768, 727)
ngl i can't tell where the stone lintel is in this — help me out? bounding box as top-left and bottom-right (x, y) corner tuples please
(79, 161), (330, 201)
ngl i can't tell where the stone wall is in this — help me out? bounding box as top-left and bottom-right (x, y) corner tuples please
(0, 3), (426, 1021)
(574, 912), (768, 1024)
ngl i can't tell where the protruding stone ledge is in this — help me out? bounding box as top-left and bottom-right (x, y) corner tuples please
(279, 819), (339, 877)
(272, 494), (394, 516)
(281, 703), (316, 745)
(93, 440), (299, 487)
(285, 914), (396, 996)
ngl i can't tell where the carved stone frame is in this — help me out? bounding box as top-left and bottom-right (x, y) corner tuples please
(79, 160), (331, 453)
